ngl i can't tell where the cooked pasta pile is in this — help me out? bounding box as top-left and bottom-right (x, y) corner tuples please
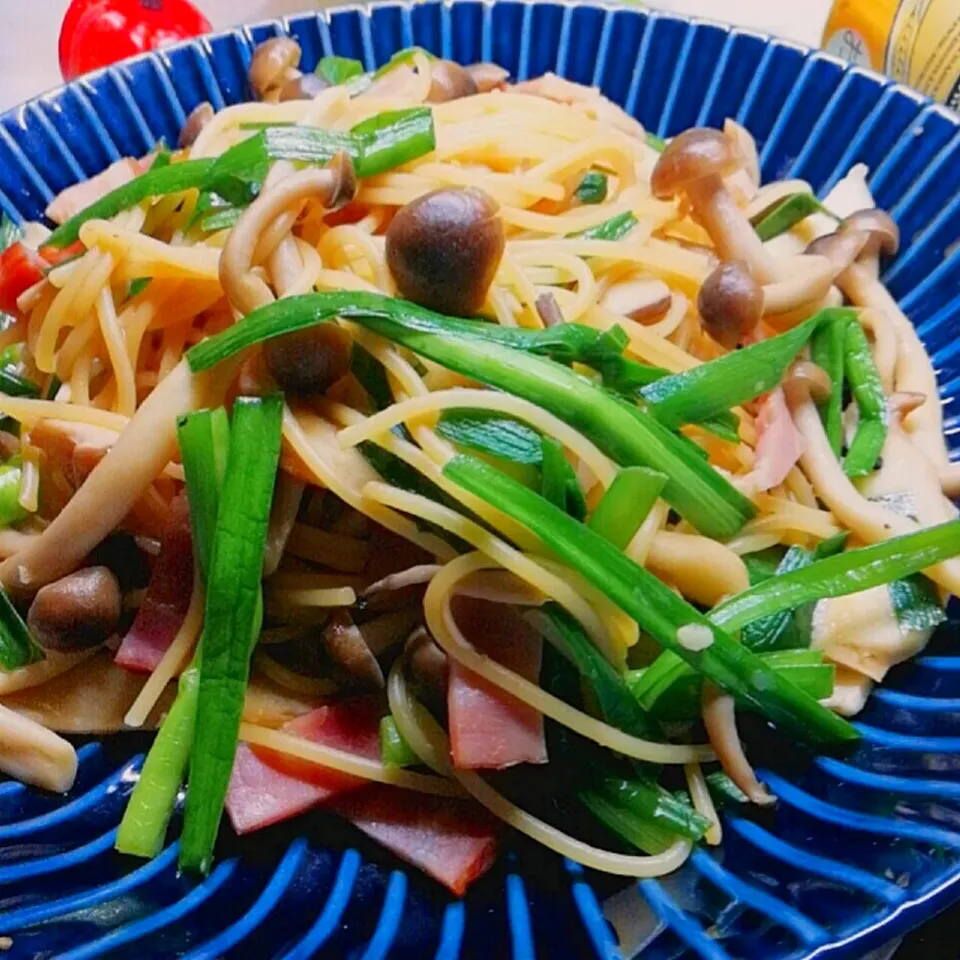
(0, 42), (954, 893)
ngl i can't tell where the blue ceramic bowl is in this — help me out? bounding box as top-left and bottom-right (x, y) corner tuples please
(0, 3), (959, 958)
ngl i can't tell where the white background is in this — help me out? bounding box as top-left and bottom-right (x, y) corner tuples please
(0, 0), (834, 112)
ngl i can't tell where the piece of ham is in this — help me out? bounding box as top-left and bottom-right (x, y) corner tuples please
(331, 785), (500, 896)
(447, 595), (547, 770)
(225, 696), (382, 835)
(737, 388), (805, 496)
(45, 157), (143, 226)
(512, 73), (645, 139)
(114, 493), (194, 673)
(28, 419), (115, 489)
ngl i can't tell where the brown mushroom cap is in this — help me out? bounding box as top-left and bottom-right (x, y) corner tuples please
(27, 566), (121, 653)
(839, 208), (899, 258)
(249, 37), (302, 100)
(262, 321), (353, 396)
(323, 609), (384, 689)
(406, 628), (448, 714)
(427, 60), (479, 103)
(178, 102), (215, 149)
(651, 128), (741, 200)
(806, 229), (870, 276)
(466, 62), (509, 93)
(697, 259), (762, 349)
(278, 72), (331, 102)
(386, 186), (505, 316)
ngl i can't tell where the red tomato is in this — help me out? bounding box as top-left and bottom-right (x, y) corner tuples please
(60, 0), (212, 81)
(0, 244), (47, 314)
(38, 241), (86, 266)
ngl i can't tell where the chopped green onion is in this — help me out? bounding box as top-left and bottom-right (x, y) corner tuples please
(842, 320), (887, 477)
(533, 603), (660, 741)
(180, 396), (283, 874)
(704, 771), (749, 807)
(200, 206), (244, 233)
(751, 192), (836, 242)
(45, 159), (217, 249)
(587, 467), (665, 551)
(0, 582), (42, 670)
(580, 775), (710, 854)
(0, 368), (39, 399)
(316, 55), (365, 85)
(0, 463), (27, 527)
(349, 107), (436, 178)
(436, 411), (543, 466)
(712, 519), (960, 631)
(116, 407), (231, 860)
(575, 210), (638, 241)
(644, 132), (667, 153)
(575, 171), (608, 205)
(187, 292), (755, 538)
(640, 308), (856, 429)
(889, 574), (947, 631)
(740, 533), (847, 652)
(443, 454), (857, 746)
(540, 436), (586, 520)
(380, 714), (418, 767)
(810, 315), (849, 457)
(128, 277), (151, 299)
(373, 46), (435, 79)
(628, 649), (834, 721)
(0, 215), (22, 252)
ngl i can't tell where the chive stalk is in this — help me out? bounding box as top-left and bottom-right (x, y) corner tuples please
(380, 715), (418, 767)
(587, 467), (666, 551)
(810, 315), (850, 457)
(842, 321), (887, 477)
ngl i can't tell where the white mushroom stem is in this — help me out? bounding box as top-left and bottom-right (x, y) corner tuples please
(701, 683), (775, 806)
(0, 703), (77, 793)
(785, 380), (960, 595)
(760, 254), (833, 315)
(687, 175), (781, 284)
(942, 462), (960, 499)
(263, 473), (306, 578)
(0, 358), (234, 593)
(838, 260), (948, 469)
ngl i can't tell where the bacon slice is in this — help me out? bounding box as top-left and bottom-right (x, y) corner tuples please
(114, 493), (193, 673)
(447, 596), (547, 770)
(45, 158), (143, 226)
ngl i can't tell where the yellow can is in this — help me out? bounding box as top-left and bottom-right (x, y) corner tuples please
(823, 0), (960, 108)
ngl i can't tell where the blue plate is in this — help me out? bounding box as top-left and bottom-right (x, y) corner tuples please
(0, 3), (958, 957)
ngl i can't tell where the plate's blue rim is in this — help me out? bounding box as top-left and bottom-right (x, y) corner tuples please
(1, 4), (960, 959)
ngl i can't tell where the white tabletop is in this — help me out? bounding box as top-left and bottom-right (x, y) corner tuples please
(0, 0), (833, 113)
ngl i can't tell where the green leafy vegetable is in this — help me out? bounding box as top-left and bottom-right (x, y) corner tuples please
(575, 171), (608, 204)
(180, 395), (283, 874)
(380, 715), (418, 767)
(751, 192), (836, 242)
(0, 582), (42, 670)
(575, 210), (638, 242)
(587, 466), (665, 551)
(186, 292), (755, 538)
(436, 411), (543, 466)
(540, 436), (586, 520)
(810, 314), (850, 457)
(128, 277), (151, 299)
(0, 463), (27, 527)
(704, 771), (749, 807)
(842, 320), (887, 477)
(0, 215), (22, 252)
(644, 132), (667, 153)
(316, 55), (365, 85)
(373, 46), (435, 78)
(889, 574), (947, 631)
(640, 308), (857, 429)
(443, 453), (858, 746)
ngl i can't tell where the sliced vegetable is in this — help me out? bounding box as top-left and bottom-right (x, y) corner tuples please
(540, 436), (586, 521)
(0, 215), (22, 252)
(889, 574), (947, 631)
(0, 464), (28, 527)
(0, 582), (43, 670)
(443, 454), (858, 745)
(316, 55), (365, 85)
(187, 292), (755, 538)
(628, 649), (834, 721)
(0, 243), (47, 313)
(842, 320), (887, 477)
(380, 714), (418, 768)
(373, 46), (436, 78)
(180, 395), (283, 874)
(350, 108), (437, 178)
(575, 210), (638, 242)
(810, 315), (850, 457)
(587, 467), (665, 551)
(751, 192), (834, 242)
(640, 308), (856, 429)
(115, 407), (231, 859)
(575, 171), (608, 204)
(0, 367), (40, 399)
(436, 411), (543, 465)
(128, 277), (151, 299)
(644, 132), (667, 153)
(704, 771), (749, 807)
(580, 775), (709, 855)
